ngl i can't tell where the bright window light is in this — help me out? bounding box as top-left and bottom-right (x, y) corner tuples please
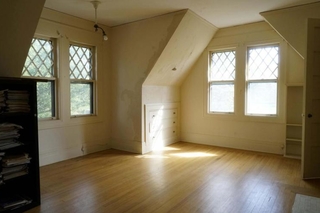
(208, 50), (236, 113)
(246, 45), (279, 116)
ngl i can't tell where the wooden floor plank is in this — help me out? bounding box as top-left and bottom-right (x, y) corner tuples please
(26, 142), (320, 213)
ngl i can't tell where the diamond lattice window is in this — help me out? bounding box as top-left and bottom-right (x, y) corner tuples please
(69, 45), (93, 80)
(208, 50), (236, 113)
(246, 45), (279, 116)
(69, 44), (95, 116)
(247, 46), (278, 80)
(22, 38), (54, 78)
(209, 51), (236, 81)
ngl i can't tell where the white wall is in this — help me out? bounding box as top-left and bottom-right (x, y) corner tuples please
(141, 11), (217, 153)
(110, 11), (186, 153)
(286, 43), (304, 85)
(35, 9), (112, 166)
(181, 21), (304, 154)
(142, 86), (180, 153)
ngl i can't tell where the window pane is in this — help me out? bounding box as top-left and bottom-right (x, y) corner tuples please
(69, 45), (93, 80)
(37, 82), (54, 119)
(22, 38), (54, 78)
(70, 83), (92, 116)
(209, 51), (235, 81)
(246, 82), (277, 115)
(208, 50), (236, 114)
(209, 83), (234, 113)
(247, 46), (279, 80)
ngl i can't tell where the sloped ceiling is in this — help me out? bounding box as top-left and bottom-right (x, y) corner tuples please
(261, 2), (320, 58)
(45, 0), (319, 28)
(0, 0), (45, 77)
(144, 10), (218, 86)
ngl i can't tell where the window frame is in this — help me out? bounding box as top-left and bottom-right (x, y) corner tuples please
(245, 44), (280, 117)
(22, 37), (58, 120)
(69, 42), (96, 117)
(208, 49), (236, 114)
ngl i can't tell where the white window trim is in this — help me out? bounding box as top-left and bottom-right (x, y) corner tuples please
(69, 43), (97, 118)
(245, 44), (280, 117)
(22, 37), (59, 121)
(207, 49), (236, 115)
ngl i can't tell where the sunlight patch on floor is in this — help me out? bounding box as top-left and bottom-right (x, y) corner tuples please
(135, 150), (217, 159)
(153, 146), (180, 151)
(169, 152), (217, 158)
(135, 154), (170, 159)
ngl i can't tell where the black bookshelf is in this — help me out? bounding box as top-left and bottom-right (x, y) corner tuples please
(0, 78), (40, 212)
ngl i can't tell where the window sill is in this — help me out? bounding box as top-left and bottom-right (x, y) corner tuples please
(38, 114), (103, 130)
(204, 111), (284, 124)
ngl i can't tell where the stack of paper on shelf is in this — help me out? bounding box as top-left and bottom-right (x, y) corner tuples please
(0, 90), (30, 114)
(5, 90), (30, 113)
(0, 194), (32, 211)
(0, 164), (29, 181)
(2, 153), (31, 167)
(1, 153), (31, 181)
(0, 123), (23, 150)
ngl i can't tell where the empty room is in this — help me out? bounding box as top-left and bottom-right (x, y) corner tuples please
(0, 0), (320, 212)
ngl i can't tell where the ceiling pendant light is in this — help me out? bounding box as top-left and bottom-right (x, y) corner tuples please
(91, 0), (108, 41)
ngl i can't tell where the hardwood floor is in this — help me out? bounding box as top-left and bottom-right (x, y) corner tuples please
(26, 142), (320, 213)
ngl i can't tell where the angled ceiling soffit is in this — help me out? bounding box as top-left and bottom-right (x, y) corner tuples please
(261, 2), (320, 58)
(144, 10), (218, 86)
(0, 0), (46, 77)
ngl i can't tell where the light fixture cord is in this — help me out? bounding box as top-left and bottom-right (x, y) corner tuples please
(91, 1), (100, 24)
(94, 7), (98, 24)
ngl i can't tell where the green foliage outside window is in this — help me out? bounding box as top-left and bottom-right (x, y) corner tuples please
(36, 82), (54, 119)
(70, 83), (92, 116)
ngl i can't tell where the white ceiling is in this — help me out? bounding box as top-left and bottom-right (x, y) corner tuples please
(44, 0), (319, 28)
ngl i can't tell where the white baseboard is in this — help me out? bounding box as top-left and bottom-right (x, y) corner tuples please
(111, 138), (142, 154)
(82, 141), (110, 155)
(181, 132), (283, 155)
(39, 139), (111, 166)
(39, 146), (82, 166)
